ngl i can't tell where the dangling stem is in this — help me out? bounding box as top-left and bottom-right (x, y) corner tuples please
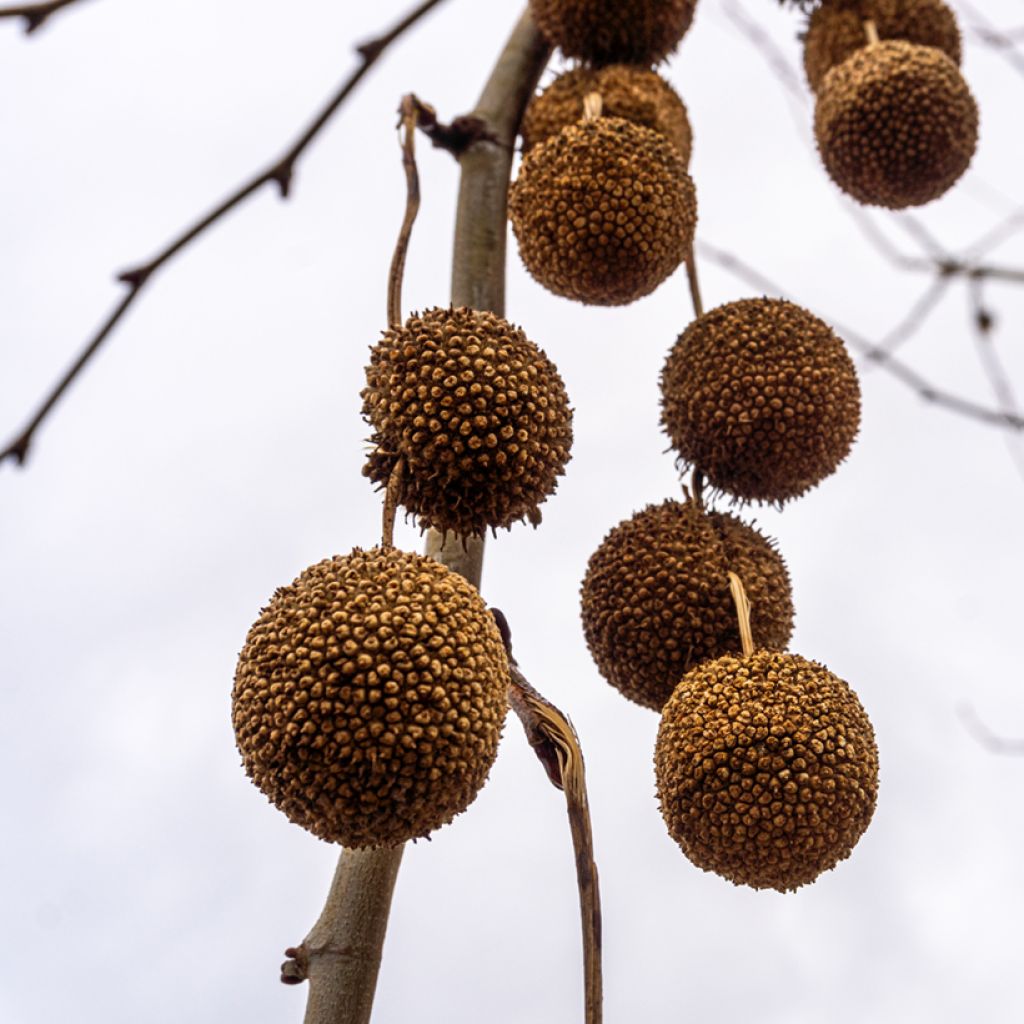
(863, 19), (880, 46)
(381, 459), (404, 548)
(387, 94), (422, 328)
(691, 468), (705, 509)
(685, 241), (704, 319)
(727, 571), (755, 658)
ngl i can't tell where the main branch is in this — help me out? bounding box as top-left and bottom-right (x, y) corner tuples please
(282, 10), (551, 1024)
(1, 0), (449, 469)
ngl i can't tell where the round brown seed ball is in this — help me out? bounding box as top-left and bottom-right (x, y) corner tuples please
(521, 65), (692, 163)
(509, 117), (697, 306)
(232, 547), (509, 848)
(814, 40), (978, 209)
(528, 0), (698, 65)
(804, 0), (961, 92)
(655, 650), (879, 891)
(660, 298), (860, 504)
(361, 306), (573, 538)
(581, 499), (794, 710)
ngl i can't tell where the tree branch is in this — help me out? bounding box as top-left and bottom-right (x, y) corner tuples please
(697, 240), (1024, 432)
(1, 0), (450, 469)
(283, 10), (552, 1024)
(0, 0), (86, 33)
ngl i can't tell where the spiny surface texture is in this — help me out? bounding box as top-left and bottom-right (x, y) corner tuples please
(232, 547), (509, 848)
(509, 117), (696, 306)
(581, 499), (793, 710)
(660, 298), (860, 503)
(655, 650), (879, 891)
(814, 40), (978, 208)
(804, 0), (961, 91)
(521, 65), (692, 163)
(362, 306), (573, 537)
(528, 0), (698, 65)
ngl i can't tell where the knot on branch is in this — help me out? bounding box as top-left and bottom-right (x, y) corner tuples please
(280, 945), (309, 985)
(403, 95), (497, 158)
(117, 265), (153, 289)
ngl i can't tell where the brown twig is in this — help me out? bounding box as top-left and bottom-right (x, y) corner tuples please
(494, 608), (603, 1024)
(697, 240), (1024, 431)
(0, 0), (84, 33)
(1, 0), (450, 470)
(287, 11), (552, 1024)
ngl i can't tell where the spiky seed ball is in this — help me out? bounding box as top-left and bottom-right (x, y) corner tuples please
(655, 650), (879, 891)
(232, 547), (509, 848)
(580, 499), (793, 711)
(815, 40), (978, 209)
(521, 66), (692, 163)
(803, 0), (961, 92)
(529, 0), (698, 65)
(660, 298), (860, 504)
(509, 118), (697, 306)
(361, 306), (573, 538)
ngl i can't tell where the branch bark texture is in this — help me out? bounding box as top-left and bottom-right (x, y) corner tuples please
(291, 10), (551, 1024)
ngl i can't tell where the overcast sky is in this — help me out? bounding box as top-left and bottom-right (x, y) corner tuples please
(3, 1), (1024, 1022)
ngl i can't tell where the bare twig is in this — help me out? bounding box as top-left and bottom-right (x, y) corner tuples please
(0, 0), (85, 33)
(287, 11), (553, 1024)
(697, 240), (1024, 431)
(1, 0), (450, 469)
(495, 608), (603, 1024)
(958, 704), (1024, 755)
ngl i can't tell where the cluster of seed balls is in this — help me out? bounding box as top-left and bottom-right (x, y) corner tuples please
(806, 0), (978, 208)
(509, 3), (699, 305)
(579, 292), (876, 888)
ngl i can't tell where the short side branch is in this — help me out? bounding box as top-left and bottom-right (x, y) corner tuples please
(0, 0), (85, 33)
(1, 0), (450, 469)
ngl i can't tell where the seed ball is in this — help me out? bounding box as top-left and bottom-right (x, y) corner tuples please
(509, 117), (697, 306)
(521, 65), (692, 163)
(580, 499), (793, 711)
(660, 298), (860, 504)
(232, 546), (510, 848)
(361, 306), (573, 538)
(655, 650), (879, 891)
(804, 0), (961, 92)
(814, 40), (978, 209)
(528, 0), (698, 65)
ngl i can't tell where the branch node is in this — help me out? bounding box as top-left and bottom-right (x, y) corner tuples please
(117, 265), (152, 288)
(281, 945), (309, 985)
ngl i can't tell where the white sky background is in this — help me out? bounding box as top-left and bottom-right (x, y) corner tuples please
(2, 0), (1024, 1021)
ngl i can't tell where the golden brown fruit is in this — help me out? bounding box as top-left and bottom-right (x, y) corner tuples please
(581, 499), (793, 710)
(361, 306), (573, 538)
(660, 298), (860, 504)
(814, 40), (978, 208)
(528, 0), (698, 65)
(232, 547), (509, 848)
(521, 65), (692, 163)
(804, 0), (961, 92)
(655, 650), (879, 891)
(509, 117), (697, 306)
